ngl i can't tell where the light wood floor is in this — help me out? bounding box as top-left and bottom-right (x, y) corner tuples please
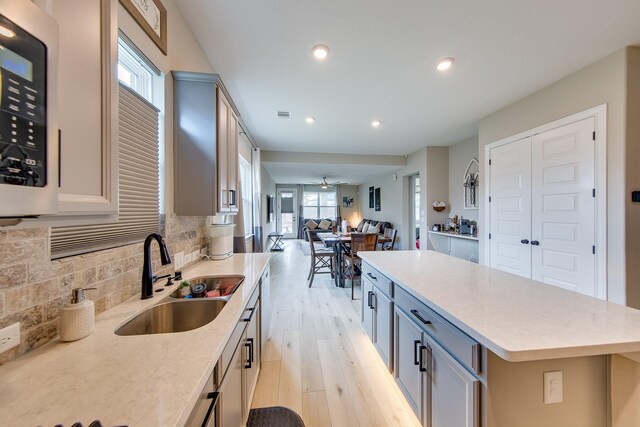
(252, 240), (421, 427)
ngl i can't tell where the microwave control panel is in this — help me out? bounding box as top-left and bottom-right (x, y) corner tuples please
(0, 13), (47, 187)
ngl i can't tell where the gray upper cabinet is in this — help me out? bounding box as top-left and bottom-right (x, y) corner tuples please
(172, 71), (239, 216)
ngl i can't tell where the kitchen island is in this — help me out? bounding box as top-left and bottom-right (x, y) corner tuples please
(0, 253), (271, 427)
(358, 250), (640, 427)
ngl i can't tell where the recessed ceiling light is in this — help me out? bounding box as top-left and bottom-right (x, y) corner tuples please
(371, 120), (381, 128)
(436, 57), (455, 71)
(305, 116), (315, 124)
(312, 44), (330, 60)
(0, 26), (15, 38)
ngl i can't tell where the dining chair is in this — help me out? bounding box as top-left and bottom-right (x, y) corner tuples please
(381, 228), (398, 251)
(306, 230), (337, 287)
(343, 232), (378, 299)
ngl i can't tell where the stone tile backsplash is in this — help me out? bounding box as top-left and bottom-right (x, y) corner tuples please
(0, 214), (207, 364)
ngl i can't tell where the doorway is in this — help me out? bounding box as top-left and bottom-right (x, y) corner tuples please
(409, 174), (421, 249)
(276, 188), (298, 238)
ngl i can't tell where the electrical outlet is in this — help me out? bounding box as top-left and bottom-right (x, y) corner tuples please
(544, 371), (563, 404)
(0, 323), (20, 353)
(174, 251), (185, 269)
(190, 250), (200, 262)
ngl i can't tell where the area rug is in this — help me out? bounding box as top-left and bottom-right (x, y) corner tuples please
(246, 406), (306, 427)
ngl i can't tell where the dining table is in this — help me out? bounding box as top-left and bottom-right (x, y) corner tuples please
(317, 232), (390, 288)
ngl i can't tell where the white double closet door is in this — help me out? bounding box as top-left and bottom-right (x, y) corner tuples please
(489, 117), (596, 296)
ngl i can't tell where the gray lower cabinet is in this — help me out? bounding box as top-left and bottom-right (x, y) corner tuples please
(362, 276), (393, 369)
(362, 277), (374, 337)
(395, 305), (480, 427)
(243, 300), (260, 416)
(363, 260), (479, 427)
(394, 306), (425, 420)
(427, 336), (479, 427)
(219, 338), (244, 427)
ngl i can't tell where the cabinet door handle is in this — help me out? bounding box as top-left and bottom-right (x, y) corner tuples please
(413, 340), (421, 366)
(229, 189), (236, 206)
(248, 337), (254, 364)
(531, 240), (540, 246)
(520, 239), (529, 244)
(367, 272), (378, 281)
(418, 345), (428, 373)
(243, 306), (255, 322)
(371, 292), (377, 310)
(367, 291), (373, 308)
(410, 309), (432, 325)
(244, 340), (252, 369)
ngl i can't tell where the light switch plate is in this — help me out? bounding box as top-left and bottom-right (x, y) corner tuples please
(190, 250), (200, 263)
(0, 323), (20, 353)
(544, 371), (563, 404)
(174, 252), (185, 269)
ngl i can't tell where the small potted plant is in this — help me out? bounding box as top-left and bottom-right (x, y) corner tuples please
(178, 280), (191, 297)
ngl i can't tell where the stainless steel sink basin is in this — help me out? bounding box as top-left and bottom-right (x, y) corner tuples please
(114, 299), (227, 336)
(170, 275), (245, 299)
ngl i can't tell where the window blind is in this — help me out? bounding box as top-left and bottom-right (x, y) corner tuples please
(51, 84), (160, 259)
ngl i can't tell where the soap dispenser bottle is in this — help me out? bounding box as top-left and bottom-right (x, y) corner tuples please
(59, 287), (96, 342)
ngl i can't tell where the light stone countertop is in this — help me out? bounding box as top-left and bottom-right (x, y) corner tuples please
(0, 253), (271, 427)
(358, 250), (640, 362)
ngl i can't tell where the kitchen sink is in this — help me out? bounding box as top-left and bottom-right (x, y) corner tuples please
(114, 299), (227, 336)
(170, 275), (245, 299)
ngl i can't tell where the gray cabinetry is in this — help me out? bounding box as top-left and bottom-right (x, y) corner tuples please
(394, 306), (425, 420)
(362, 275), (393, 370)
(242, 293), (261, 418)
(217, 285), (262, 426)
(219, 336), (243, 427)
(427, 336), (479, 427)
(363, 260), (480, 427)
(172, 71), (239, 216)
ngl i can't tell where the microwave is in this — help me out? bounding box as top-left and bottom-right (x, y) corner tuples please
(0, 0), (58, 220)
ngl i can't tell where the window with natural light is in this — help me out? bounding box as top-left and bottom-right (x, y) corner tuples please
(117, 37), (154, 103)
(303, 189), (336, 219)
(240, 156), (253, 236)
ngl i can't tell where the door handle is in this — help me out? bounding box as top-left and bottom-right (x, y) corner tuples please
(367, 291), (373, 308)
(248, 337), (254, 364)
(413, 340), (421, 366)
(370, 292), (377, 310)
(244, 340), (252, 369)
(530, 240), (540, 246)
(229, 189), (236, 206)
(520, 239), (529, 244)
(366, 272), (378, 281)
(418, 345), (428, 373)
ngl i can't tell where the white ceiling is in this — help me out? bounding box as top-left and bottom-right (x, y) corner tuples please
(262, 161), (402, 186)
(175, 0), (640, 157)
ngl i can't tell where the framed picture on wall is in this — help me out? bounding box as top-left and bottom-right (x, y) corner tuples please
(369, 186), (374, 208)
(119, 0), (168, 55)
(374, 187), (381, 211)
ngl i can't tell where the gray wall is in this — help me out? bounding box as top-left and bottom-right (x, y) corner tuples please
(260, 165), (276, 251)
(448, 137), (479, 222)
(359, 148), (427, 250)
(425, 146), (450, 231)
(478, 47), (628, 306)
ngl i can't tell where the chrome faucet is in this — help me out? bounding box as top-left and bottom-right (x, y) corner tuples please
(141, 233), (172, 299)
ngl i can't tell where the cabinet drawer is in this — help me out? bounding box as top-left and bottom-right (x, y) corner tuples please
(395, 286), (480, 374)
(362, 263), (393, 298)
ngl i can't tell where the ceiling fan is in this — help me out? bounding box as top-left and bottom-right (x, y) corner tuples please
(309, 177), (343, 189)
